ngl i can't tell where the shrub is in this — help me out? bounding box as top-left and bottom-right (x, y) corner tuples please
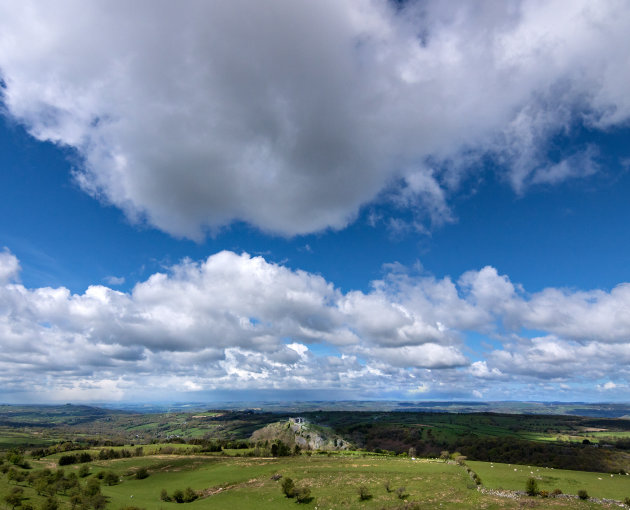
(40, 497), (59, 510)
(172, 489), (184, 503)
(396, 486), (409, 499)
(295, 485), (311, 503)
(104, 471), (119, 486)
(183, 487), (198, 503)
(78, 465), (90, 478)
(539, 490), (549, 498)
(578, 489), (589, 500)
(4, 487), (24, 508)
(281, 477), (295, 498)
(384, 480), (392, 493)
(160, 489), (171, 502)
(135, 467), (149, 479)
(358, 484), (372, 501)
(525, 477), (538, 496)
(624, 496), (630, 505)
(85, 478), (101, 497)
(551, 488), (563, 497)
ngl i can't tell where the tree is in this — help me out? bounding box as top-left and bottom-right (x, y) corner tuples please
(40, 497), (59, 510)
(85, 477), (101, 497)
(525, 477), (538, 496)
(78, 452), (92, 463)
(58, 454), (77, 466)
(281, 477), (295, 498)
(104, 471), (119, 486)
(4, 487), (24, 509)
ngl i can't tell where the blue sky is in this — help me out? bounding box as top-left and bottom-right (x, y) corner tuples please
(1, 0), (630, 403)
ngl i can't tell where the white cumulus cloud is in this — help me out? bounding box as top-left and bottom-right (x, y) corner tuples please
(1, 249), (630, 400)
(1, 1), (629, 237)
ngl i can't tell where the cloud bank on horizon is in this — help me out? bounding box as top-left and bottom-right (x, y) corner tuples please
(1, 248), (629, 402)
(1, 0), (629, 402)
(1, 0), (629, 237)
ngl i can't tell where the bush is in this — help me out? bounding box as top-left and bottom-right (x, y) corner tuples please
(624, 496), (630, 505)
(578, 489), (589, 500)
(384, 480), (392, 493)
(104, 471), (119, 486)
(396, 486), (409, 500)
(525, 477), (538, 496)
(78, 465), (90, 478)
(40, 497), (59, 510)
(539, 490), (549, 498)
(183, 487), (198, 503)
(4, 487), (24, 508)
(281, 477), (295, 498)
(172, 489), (184, 503)
(160, 489), (171, 502)
(135, 467), (149, 479)
(358, 484), (372, 501)
(551, 488), (563, 497)
(295, 485), (311, 503)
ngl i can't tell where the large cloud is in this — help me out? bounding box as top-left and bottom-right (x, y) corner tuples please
(1, 1), (629, 237)
(1, 249), (630, 401)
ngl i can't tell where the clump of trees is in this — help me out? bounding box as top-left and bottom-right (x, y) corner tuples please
(160, 487), (198, 503)
(58, 452), (93, 466)
(4, 450), (31, 469)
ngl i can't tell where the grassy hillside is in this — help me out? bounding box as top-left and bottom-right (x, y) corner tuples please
(2, 450), (627, 509)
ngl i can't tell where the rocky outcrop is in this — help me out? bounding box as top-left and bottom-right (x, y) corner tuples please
(250, 417), (351, 451)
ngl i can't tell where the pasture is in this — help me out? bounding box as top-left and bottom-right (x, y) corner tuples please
(3, 452), (629, 509)
(468, 460), (630, 501)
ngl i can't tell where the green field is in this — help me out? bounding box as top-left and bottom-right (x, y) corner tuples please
(468, 460), (630, 501)
(3, 453), (626, 509)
